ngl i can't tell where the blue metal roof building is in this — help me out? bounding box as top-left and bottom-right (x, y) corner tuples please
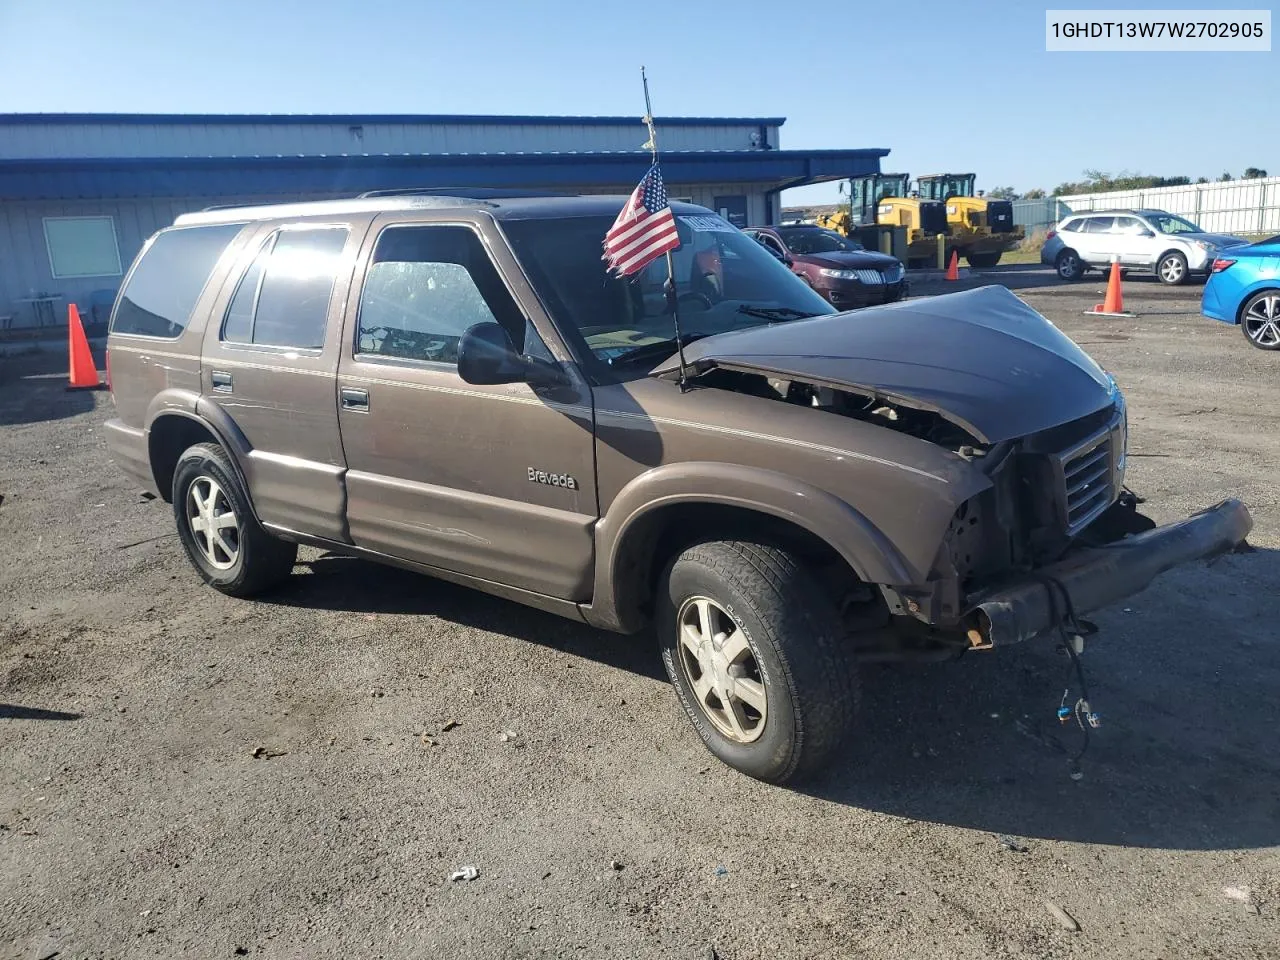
(0, 112), (887, 329)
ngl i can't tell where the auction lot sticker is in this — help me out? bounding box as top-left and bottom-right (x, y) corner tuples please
(1046, 9), (1271, 50)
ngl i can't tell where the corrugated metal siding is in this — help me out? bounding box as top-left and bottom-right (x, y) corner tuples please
(1, 196), (271, 327)
(1, 120), (784, 159)
(0, 186), (774, 326)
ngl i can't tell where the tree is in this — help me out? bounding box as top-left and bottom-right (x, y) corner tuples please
(1243, 167), (1268, 179)
(1219, 171), (1234, 182)
(1023, 188), (1047, 200)
(1052, 169), (1191, 196)
(987, 186), (1019, 200)
(1196, 177), (1209, 184)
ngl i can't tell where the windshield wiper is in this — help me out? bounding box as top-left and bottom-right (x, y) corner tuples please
(736, 305), (820, 321)
(606, 333), (708, 367)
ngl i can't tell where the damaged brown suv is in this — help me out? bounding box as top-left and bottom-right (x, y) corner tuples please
(104, 193), (1252, 783)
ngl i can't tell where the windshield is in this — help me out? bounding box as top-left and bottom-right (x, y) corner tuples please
(502, 214), (833, 370)
(777, 227), (863, 255)
(1148, 213), (1202, 234)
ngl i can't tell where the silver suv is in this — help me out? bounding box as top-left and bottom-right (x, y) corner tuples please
(1041, 209), (1248, 285)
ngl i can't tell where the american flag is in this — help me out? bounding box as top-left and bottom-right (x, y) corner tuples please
(603, 164), (681, 277)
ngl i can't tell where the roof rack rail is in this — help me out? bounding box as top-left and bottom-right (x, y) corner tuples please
(355, 186), (570, 199)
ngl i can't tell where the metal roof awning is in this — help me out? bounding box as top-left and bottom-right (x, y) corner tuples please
(0, 149), (888, 201)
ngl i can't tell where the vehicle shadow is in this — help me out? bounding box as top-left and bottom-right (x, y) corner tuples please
(267, 550), (1278, 851)
(263, 553), (667, 683)
(803, 548), (1280, 851)
(0, 704), (82, 721)
(0, 350), (101, 426)
(912, 269), (1206, 298)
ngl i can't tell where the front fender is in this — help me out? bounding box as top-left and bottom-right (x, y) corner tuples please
(584, 461), (918, 633)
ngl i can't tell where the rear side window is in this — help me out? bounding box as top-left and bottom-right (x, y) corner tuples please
(354, 225), (523, 365)
(111, 223), (246, 338)
(222, 226), (348, 349)
(1061, 218), (1084, 233)
(1081, 217), (1115, 233)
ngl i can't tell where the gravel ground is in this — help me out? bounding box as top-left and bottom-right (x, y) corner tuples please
(1, 270), (1277, 960)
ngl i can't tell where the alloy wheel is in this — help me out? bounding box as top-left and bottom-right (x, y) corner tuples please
(187, 477), (240, 570)
(676, 596), (768, 743)
(1159, 256), (1185, 283)
(1243, 294), (1280, 347)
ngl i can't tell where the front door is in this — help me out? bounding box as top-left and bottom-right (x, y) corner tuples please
(200, 220), (368, 542)
(335, 219), (597, 601)
(713, 195), (749, 229)
(1107, 216), (1154, 266)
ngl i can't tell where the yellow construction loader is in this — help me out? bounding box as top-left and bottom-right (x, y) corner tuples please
(818, 174), (950, 266)
(914, 173), (1025, 268)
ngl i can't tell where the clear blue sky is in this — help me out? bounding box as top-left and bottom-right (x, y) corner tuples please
(1, 0), (1274, 206)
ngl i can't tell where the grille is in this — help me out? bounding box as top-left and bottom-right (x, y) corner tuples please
(1052, 423), (1121, 535)
(853, 268), (884, 284)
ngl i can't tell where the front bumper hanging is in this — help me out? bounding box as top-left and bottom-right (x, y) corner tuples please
(968, 498), (1253, 647)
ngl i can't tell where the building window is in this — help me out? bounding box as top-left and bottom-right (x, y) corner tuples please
(43, 216), (123, 279)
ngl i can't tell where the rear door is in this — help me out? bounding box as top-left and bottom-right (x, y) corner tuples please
(200, 219), (369, 541)
(1074, 216), (1115, 266)
(334, 216), (597, 601)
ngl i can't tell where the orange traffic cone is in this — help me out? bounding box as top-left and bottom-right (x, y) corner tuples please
(1088, 260), (1135, 317)
(67, 304), (102, 389)
(944, 249), (960, 281)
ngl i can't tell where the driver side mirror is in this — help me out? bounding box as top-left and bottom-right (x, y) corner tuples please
(457, 321), (568, 388)
(1140, 229), (1155, 237)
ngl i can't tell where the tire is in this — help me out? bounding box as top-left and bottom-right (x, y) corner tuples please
(1157, 251), (1189, 285)
(1240, 291), (1280, 350)
(171, 442), (297, 597)
(657, 540), (858, 784)
(1055, 249), (1085, 281)
(966, 252), (1001, 269)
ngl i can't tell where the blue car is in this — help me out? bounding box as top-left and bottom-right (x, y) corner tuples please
(1202, 235), (1280, 350)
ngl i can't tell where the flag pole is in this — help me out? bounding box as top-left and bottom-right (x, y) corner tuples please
(641, 66), (689, 392)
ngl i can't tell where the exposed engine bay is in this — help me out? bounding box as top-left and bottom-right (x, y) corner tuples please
(694, 367), (987, 454)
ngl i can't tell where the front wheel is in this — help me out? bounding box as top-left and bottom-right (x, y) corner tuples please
(966, 252), (1001, 269)
(1056, 249), (1085, 281)
(172, 442), (297, 597)
(1241, 291), (1280, 350)
(1157, 251), (1189, 285)
(658, 540), (858, 783)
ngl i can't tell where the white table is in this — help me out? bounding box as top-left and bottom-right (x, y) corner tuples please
(13, 295), (64, 328)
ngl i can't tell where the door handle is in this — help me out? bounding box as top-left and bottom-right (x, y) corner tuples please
(210, 370), (233, 393)
(340, 387), (370, 412)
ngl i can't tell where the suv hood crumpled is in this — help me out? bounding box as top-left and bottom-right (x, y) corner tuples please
(652, 285), (1115, 445)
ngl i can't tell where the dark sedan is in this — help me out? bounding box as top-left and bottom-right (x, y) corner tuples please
(744, 224), (908, 308)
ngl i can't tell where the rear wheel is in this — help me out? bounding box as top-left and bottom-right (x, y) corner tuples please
(1241, 291), (1280, 350)
(657, 540), (858, 784)
(1056, 249), (1085, 281)
(966, 252), (1001, 269)
(172, 442), (297, 597)
(1157, 251), (1189, 285)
